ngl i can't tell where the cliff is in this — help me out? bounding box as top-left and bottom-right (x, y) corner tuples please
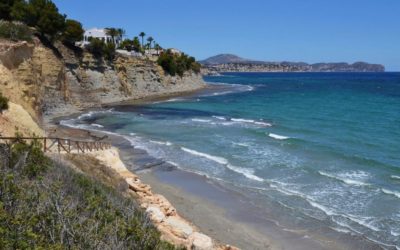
(0, 38), (205, 124)
(201, 54), (385, 74)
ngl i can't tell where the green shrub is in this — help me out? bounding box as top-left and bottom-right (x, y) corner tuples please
(0, 92), (9, 113)
(158, 50), (201, 77)
(0, 139), (179, 249)
(11, 0), (66, 40)
(62, 19), (84, 45)
(0, 20), (32, 41)
(87, 38), (116, 61)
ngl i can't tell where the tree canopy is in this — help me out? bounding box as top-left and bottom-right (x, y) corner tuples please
(62, 19), (84, 44)
(11, 0), (66, 39)
(158, 50), (201, 77)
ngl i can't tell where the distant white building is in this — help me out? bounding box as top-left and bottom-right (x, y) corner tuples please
(168, 48), (182, 55)
(76, 28), (122, 47)
(145, 48), (163, 56)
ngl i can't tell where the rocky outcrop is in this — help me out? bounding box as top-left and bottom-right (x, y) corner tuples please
(89, 148), (238, 250)
(0, 39), (205, 124)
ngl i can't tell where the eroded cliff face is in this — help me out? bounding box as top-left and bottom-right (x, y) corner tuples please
(0, 39), (66, 122)
(0, 38), (205, 124)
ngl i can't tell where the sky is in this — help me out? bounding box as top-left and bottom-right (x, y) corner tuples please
(54, 0), (400, 71)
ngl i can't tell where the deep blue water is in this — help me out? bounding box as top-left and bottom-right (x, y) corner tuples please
(63, 72), (400, 249)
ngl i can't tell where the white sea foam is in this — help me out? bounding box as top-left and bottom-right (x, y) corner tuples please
(231, 118), (255, 123)
(226, 164), (263, 182)
(150, 140), (173, 146)
(152, 98), (183, 104)
(318, 171), (371, 186)
(232, 142), (250, 147)
(166, 161), (180, 167)
(346, 215), (380, 232)
(391, 230), (400, 237)
(201, 83), (254, 97)
(268, 133), (290, 140)
(78, 111), (94, 120)
(391, 175), (400, 180)
(308, 200), (336, 216)
(254, 121), (272, 126)
(330, 227), (351, 234)
(181, 147), (228, 165)
(381, 188), (400, 198)
(212, 115), (226, 120)
(191, 118), (212, 123)
(91, 123), (104, 128)
(211, 115), (271, 126)
(230, 118), (272, 126)
(77, 109), (115, 120)
(129, 133), (136, 136)
(180, 147), (263, 182)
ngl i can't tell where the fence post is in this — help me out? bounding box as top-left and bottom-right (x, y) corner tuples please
(43, 138), (47, 152)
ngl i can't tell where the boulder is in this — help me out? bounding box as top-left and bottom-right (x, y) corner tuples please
(189, 232), (213, 250)
(152, 194), (176, 216)
(146, 205), (165, 223)
(165, 216), (194, 239)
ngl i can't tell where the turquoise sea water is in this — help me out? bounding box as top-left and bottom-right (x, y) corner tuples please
(63, 72), (400, 249)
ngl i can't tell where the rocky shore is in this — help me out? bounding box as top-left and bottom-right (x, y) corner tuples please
(46, 125), (239, 250)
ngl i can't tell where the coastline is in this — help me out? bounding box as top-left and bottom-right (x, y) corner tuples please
(47, 81), (388, 250)
(53, 124), (381, 250)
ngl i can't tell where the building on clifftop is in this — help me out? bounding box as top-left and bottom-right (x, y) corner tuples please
(76, 28), (122, 47)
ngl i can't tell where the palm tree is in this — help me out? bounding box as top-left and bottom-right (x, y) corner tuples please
(117, 28), (125, 41)
(105, 28), (118, 44)
(154, 43), (161, 55)
(139, 32), (146, 48)
(147, 36), (154, 49)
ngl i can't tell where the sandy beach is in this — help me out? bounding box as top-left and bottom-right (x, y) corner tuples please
(50, 120), (383, 250)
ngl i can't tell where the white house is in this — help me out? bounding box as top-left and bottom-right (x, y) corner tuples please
(76, 28), (122, 47)
(168, 48), (182, 55)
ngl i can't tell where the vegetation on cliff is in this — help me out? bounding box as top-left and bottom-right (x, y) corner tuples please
(0, 0), (83, 43)
(0, 92), (8, 112)
(87, 38), (116, 61)
(158, 50), (201, 77)
(0, 139), (179, 249)
(0, 20), (32, 41)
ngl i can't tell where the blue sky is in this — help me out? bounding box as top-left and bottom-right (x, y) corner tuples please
(54, 0), (400, 71)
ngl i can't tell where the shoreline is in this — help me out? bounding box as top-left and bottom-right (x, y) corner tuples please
(54, 124), (377, 250)
(47, 83), (387, 250)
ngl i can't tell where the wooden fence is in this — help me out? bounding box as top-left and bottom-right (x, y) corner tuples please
(0, 137), (111, 154)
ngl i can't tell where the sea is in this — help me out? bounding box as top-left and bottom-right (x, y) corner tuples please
(61, 72), (400, 249)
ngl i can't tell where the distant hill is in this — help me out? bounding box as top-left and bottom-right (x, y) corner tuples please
(200, 54), (385, 73)
(199, 54), (262, 65)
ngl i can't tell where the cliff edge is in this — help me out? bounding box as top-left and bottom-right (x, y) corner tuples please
(0, 38), (205, 124)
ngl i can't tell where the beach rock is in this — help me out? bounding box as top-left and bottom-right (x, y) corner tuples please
(126, 178), (152, 194)
(146, 205), (165, 223)
(189, 232), (213, 250)
(157, 224), (189, 247)
(152, 194), (177, 216)
(165, 216), (194, 239)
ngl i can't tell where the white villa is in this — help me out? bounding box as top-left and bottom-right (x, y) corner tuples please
(76, 28), (122, 47)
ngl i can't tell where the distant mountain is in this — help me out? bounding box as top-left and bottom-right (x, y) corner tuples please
(200, 54), (385, 73)
(199, 54), (263, 65)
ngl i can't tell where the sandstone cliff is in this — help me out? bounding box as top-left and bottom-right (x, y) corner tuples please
(0, 38), (205, 124)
